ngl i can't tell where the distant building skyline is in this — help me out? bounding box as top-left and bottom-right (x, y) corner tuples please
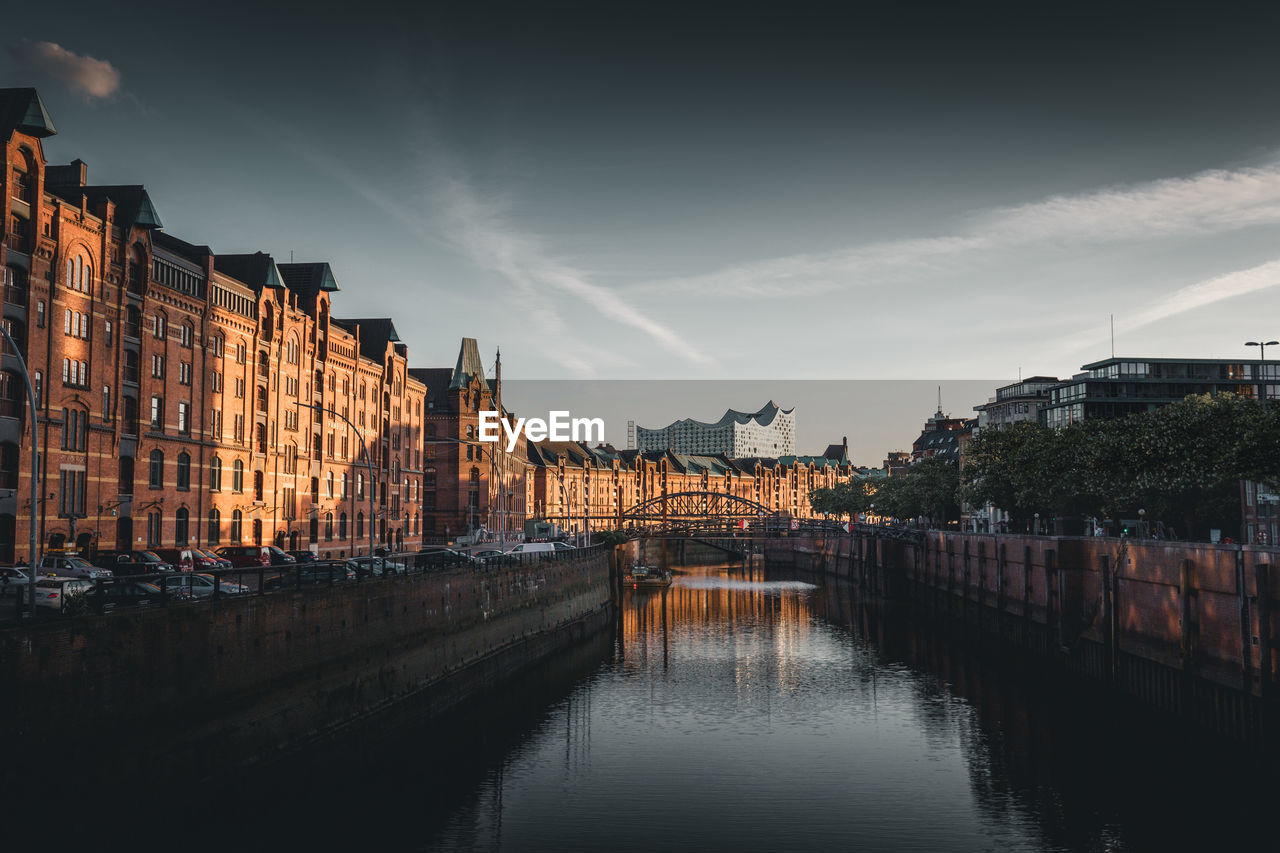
(635, 401), (795, 458)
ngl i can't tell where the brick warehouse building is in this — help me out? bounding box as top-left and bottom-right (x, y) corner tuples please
(0, 88), (430, 562)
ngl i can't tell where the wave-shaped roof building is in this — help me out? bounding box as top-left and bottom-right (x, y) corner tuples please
(635, 401), (795, 458)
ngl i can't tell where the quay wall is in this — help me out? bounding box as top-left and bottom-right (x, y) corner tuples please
(768, 531), (1280, 746)
(0, 549), (614, 782)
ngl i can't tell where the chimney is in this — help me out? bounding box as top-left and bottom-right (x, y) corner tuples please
(46, 158), (87, 188)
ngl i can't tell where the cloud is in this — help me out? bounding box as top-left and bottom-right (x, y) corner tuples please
(1049, 258), (1280, 358)
(635, 158), (1280, 299)
(436, 175), (712, 371)
(9, 40), (121, 100)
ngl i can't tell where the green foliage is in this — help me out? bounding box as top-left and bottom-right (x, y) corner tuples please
(809, 478), (878, 518)
(962, 393), (1280, 538)
(872, 457), (960, 524)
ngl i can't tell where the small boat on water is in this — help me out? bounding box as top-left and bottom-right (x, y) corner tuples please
(625, 563), (673, 589)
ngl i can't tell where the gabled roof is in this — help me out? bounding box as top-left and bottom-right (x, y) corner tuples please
(333, 318), (401, 363)
(409, 367), (453, 408)
(214, 252), (284, 292)
(0, 88), (56, 139)
(47, 183), (163, 231)
(277, 262), (340, 297)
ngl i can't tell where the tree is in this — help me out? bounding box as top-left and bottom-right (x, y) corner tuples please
(809, 478), (878, 518)
(874, 457), (960, 525)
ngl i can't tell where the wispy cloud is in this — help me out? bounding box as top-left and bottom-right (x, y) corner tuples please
(1049, 258), (1280, 358)
(635, 159), (1280, 300)
(436, 176), (712, 369)
(9, 41), (121, 100)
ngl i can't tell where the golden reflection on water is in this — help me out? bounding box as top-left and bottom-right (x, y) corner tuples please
(619, 562), (819, 694)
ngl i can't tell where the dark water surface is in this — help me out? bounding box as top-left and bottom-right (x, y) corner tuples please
(80, 561), (1276, 851)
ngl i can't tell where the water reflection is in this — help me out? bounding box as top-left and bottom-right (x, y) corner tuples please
(130, 559), (1268, 852)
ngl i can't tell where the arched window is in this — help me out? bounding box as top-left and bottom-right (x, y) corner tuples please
(176, 451), (191, 490)
(232, 459), (244, 492)
(356, 512), (364, 538)
(286, 333), (299, 364)
(210, 455), (222, 491)
(325, 512), (334, 541)
(149, 449), (164, 488)
(356, 473), (364, 499)
(339, 512), (348, 539)
(208, 508), (221, 545)
(230, 509), (243, 542)
(175, 508), (189, 546)
(253, 470), (264, 502)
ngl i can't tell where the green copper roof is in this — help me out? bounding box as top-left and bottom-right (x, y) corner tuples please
(319, 264), (339, 291)
(265, 262), (284, 289)
(0, 88), (56, 138)
(134, 189), (162, 229)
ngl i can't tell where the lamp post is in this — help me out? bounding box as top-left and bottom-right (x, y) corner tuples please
(294, 402), (377, 567)
(424, 438), (507, 554)
(1138, 507), (1146, 540)
(1246, 340), (1279, 361)
(0, 324), (40, 616)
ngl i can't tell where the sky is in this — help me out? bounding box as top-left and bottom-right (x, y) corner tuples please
(8, 1), (1280, 458)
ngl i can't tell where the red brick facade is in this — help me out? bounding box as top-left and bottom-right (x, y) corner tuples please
(0, 89), (426, 562)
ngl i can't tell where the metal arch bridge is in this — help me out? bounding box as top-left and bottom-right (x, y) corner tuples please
(608, 490), (780, 538)
(546, 489), (926, 540)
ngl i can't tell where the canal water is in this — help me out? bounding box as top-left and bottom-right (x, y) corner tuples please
(210, 562), (1269, 850)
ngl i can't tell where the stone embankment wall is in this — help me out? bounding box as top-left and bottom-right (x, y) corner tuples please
(770, 531), (1279, 746)
(0, 549), (614, 780)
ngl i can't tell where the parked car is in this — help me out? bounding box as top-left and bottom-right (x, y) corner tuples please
(130, 550), (178, 573)
(295, 562), (356, 584)
(415, 548), (472, 570)
(345, 556), (392, 578)
(33, 577), (96, 613)
(1, 566), (32, 598)
(37, 555), (113, 580)
(469, 549), (510, 567)
(504, 543), (556, 556)
(352, 555), (406, 575)
(215, 545), (296, 568)
(192, 548), (233, 569)
(153, 548), (224, 572)
(552, 542), (576, 552)
(89, 549), (148, 572)
(164, 573), (251, 598)
(286, 550), (319, 564)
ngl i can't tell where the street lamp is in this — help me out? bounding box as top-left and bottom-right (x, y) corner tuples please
(1138, 507), (1146, 539)
(1246, 340), (1279, 361)
(0, 323), (40, 616)
(294, 402), (377, 568)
